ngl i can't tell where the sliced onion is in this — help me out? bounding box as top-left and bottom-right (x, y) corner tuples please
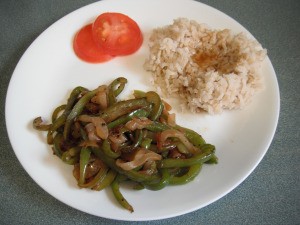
(85, 123), (101, 141)
(73, 157), (107, 181)
(125, 117), (153, 131)
(167, 113), (176, 126)
(157, 129), (199, 154)
(85, 158), (107, 179)
(91, 85), (108, 109)
(109, 133), (127, 144)
(109, 133), (128, 151)
(139, 160), (157, 175)
(115, 148), (162, 171)
(79, 115), (108, 139)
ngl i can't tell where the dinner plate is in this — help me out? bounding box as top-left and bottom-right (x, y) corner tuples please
(5, 0), (279, 221)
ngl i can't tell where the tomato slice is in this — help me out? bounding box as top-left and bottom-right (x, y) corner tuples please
(92, 12), (143, 56)
(73, 24), (114, 63)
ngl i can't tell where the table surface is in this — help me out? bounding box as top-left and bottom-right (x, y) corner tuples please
(1, 0), (299, 224)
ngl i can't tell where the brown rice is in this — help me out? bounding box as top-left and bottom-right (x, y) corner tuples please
(144, 18), (267, 114)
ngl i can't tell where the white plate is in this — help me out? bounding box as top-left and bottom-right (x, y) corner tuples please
(5, 0), (279, 221)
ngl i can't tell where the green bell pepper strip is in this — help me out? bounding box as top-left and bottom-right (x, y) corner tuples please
(101, 139), (120, 159)
(142, 130), (156, 140)
(169, 164), (202, 185)
(175, 141), (190, 154)
(47, 131), (54, 145)
(132, 182), (145, 190)
(146, 123), (207, 151)
(119, 129), (143, 153)
(99, 98), (151, 123)
(107, 108), (150, 129)
(140, 138), (152, 149)
(204, 154), (218, 164)
(78, 166), (108, 188)
(61, 147), (81, 165)
(108, 77), (127, 106)
(199, 143), (215, 153)
(32, 117), (51, 131)
(47, 86), (87, 144)
(65, 86), (88, 110)
(93, 169), (117, 191)
(159, 144), (215, 168)
(47, 114), (67, 144)
(79, 147), (91, 185)
(51, 104), (66, 123)
(143, 168), (170, 190)
(51, 87), (87, 130)
(52, 133), (64, 158)
(91, 147), (160, 183)
(175, 125), (206, 148)
(112, 77), (127, 97)
(133, 90), (146, 98)
(146, 91), (164, 121)
(145, 121), (171, 132)
(79, 126), (88, 141)
(63, 89), (98, 139)
(111, 175), (134, 212)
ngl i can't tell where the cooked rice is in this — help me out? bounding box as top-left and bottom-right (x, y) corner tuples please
(144, 18), (267, 114)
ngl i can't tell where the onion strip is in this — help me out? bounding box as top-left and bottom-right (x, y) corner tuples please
(116, 148), (162, 171)
(158, 129), (199, 154)
(78, 115), (108, 139)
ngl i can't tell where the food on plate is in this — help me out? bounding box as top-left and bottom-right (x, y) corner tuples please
(144, 18), (267, 114)
(73, 24), (114, 63)
(73, 12), (143, 63)
(33, 77), (217, 212)
(92, 12), (143, 56)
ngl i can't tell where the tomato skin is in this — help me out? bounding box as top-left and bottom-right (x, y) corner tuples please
(92, 12), (143, 56)
(73, 24), (114, 63)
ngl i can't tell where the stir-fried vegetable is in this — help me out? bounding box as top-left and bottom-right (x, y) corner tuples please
(33, 77), (217, 212)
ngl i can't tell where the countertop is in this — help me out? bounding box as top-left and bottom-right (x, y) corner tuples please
(0, 0), (299, 224)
